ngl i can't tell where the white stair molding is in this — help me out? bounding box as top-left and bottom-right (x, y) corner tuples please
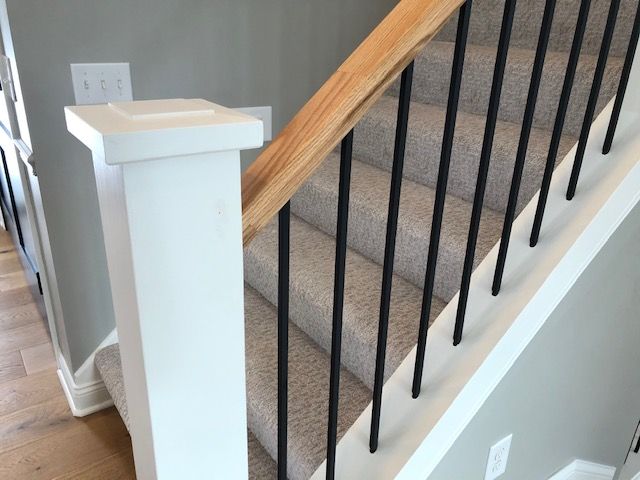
(65, 99), (263, 480)
(548, 460), (616, 480)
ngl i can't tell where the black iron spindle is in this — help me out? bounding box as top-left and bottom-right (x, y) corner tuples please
(530, 0), (592, 247)
(567, 0), (622, 200)
(326, 130), (354, 480)
(370, 62), (414, 454)
(602, 1), (640, 154)
(492, 0), (557, 296)
(453, 0), (517, 346)
(277, 202), (290, 480)
(412, 0), (473, 399)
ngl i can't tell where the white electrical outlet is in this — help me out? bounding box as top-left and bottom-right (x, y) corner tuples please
(485, 434), (512, 480)
(233, 106), (272, 141)
(70, 63), (132, 105)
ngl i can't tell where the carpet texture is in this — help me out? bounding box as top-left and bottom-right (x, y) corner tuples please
(95, 0), (633, 477)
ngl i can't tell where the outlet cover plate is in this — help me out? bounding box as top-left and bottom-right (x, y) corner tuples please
(485, 434), (512, 480)
(70, 63), (132, 105)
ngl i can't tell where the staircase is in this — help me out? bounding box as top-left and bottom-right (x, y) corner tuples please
(92, 0), (637, 478)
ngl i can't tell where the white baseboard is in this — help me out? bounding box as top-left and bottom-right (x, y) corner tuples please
(56, 329), (118, 417)
(549, 460), (616, 480)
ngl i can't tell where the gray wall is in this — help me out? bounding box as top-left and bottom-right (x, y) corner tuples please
(5, 0), (396, 370)
(429, 202), (640, 479)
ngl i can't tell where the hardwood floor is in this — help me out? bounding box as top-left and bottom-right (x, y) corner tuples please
(0, 229), (136, 479)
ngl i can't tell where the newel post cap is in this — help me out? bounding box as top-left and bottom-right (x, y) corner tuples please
(64, 98), (264, 165)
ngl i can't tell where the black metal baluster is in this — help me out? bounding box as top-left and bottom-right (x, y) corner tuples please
(412, 0), (473, 399)
(277, 202), (290, 480)
(370, 62), (414, 454)
(567, 0), (622, 200)
(530, 0), (592, 247)
(453, 0), (517, 346)
(603, 1), (640, 154)
(492, 0), (557, 296)
(326, 130), (354, 480)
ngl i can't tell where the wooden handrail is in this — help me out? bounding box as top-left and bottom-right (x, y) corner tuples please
(241, 0), (464, 245)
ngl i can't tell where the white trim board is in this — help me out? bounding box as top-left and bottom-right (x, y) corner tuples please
(549, 460), (616, 480)
(57, 328), (118, 416)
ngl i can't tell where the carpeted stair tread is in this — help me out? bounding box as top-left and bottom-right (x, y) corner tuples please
(353, 95), (577, 214)
(390, 40), (623, 137)
(244, 214), (445, 391)
(291, 153), (503, 301)
(245, 286), (371, 480)
(94, 343), (279, 480)
(435, 0), (638, 57)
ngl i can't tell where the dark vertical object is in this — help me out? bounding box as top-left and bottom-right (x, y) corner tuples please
(326, 130), (354, 480)
(412, 0), (473, 399)
(370, 62), (414, 453)
(603, 1), (640, 154)
(453, 0), (518, 346)
(277, 202), (290, 480)
(567, 0), (622, 200)
(492, 0), (557, 295)
(530, 0), (592, 247)
(0, 147), (24, 246)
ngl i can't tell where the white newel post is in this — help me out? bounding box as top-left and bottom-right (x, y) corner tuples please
(65, 99), (263, 479)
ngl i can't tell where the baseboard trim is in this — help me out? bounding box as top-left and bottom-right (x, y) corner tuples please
(549, 460), (616, 480)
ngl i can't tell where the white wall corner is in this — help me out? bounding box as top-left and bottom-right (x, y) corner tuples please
(548, 460), (616, 480)
(56, 328), (118, 417)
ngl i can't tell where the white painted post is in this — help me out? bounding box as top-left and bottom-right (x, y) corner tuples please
(65, 99), (263, 479)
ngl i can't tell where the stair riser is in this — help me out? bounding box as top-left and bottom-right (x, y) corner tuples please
(390, 42), (623, 138)
(291, 162), (499, 302)
(244, 218), (433, 391)
(353, 97), (577, 214)
(244, 287), (370, 480)
(436, 0), (639, 58)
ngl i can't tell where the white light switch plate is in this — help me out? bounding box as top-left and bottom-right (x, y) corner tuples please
(70, 63), (132, 105)
(233, 106), (272, 142)
(485, 434), (512, 480)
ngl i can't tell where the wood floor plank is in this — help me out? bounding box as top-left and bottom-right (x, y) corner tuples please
(0, 369), (63, 417)
(0, 230), (135, 478)
(54, 449), (136, 480)
(0, 395), (74, 454)
(20, 342), (56, 375)
(0, 271), (28, 292)
(0, 303), (42, 332)
(0, 350), (26, 384)
(0, 322), (49, 356)
(0, 256), (23, 276)
(0, 287), (36, 311)
(0, 408), (131, 480)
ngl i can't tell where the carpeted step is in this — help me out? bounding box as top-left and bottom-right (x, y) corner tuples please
(436, 0), (638, 57)
(291, 154), (503, 301)
(94, 343), (279, 479)
(244, 215), (445, 391)
(244, 287), (370, 480)
(353, 95), (577, 214)
(390, 40), (623, 137)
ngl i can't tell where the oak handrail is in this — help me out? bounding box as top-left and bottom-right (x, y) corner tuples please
(241, 0), (464, 245)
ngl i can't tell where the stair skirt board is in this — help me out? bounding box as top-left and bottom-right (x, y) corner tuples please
(548, 460), (616, 480)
